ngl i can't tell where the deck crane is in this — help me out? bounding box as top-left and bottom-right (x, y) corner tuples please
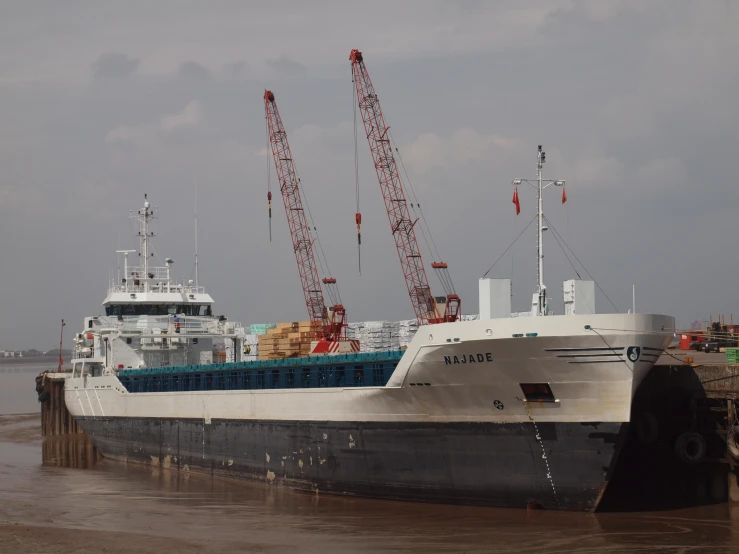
(264, 90), (355, 351)
(349, 49), (460, 325)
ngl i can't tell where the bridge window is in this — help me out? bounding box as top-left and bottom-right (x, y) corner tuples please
(105, 304), (213, 317)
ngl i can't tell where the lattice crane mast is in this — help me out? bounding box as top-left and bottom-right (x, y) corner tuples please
(349, 49), (460, 325)
(264, 90), (346, 341)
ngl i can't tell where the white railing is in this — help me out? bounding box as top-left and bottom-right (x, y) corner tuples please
(108, 283), (207, 295)
(127, 265), (169, 280)
(107, 265), (207, 295)
(111, 315), (244, 337)
(119, 315), (215, 334)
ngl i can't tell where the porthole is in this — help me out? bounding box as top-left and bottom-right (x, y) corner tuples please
(429, 334), (433, 340)
(486, 329), (493, 336)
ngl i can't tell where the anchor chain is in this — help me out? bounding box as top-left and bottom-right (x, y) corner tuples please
(518, 397), (561, 508)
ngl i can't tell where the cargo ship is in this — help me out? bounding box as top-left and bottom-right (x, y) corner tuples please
(64, 144), (673, 511)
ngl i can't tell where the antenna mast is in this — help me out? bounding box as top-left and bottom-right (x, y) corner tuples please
(57, 319), (65, 373)
(511, 146), (566, 316)
(135, 194), (155, 292)
(194, 178), (199, 288)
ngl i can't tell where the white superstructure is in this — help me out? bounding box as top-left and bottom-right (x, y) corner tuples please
(70, 195), (251, 376)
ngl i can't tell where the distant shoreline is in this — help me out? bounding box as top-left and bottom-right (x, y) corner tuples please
(0, 356), (62, 366)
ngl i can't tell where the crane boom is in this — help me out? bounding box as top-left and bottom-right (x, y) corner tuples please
(264, 90), (345, 340)
(350, 49), (460, 325)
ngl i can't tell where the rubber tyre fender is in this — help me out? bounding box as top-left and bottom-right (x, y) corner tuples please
(727, 425), (739, 462)
(674, 431), (707, 465)
(635, 412), (660, 445)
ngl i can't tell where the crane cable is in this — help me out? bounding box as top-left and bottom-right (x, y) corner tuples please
(264, 108), (340, 307)
(265, 115), (272, 243)
(543, 215), (619, 313)
(389, 131), (444, 261)
(389, 131), (456, 295)
(295, 170), (342, 307)
(353, 75), (362, 276)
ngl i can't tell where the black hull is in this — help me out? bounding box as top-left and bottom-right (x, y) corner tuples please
(76, 417), (626, 511)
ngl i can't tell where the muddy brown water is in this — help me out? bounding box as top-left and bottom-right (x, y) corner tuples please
(1, 366), (738, 552)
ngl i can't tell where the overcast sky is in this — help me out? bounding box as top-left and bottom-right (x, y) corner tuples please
(1, 1), (737, 350)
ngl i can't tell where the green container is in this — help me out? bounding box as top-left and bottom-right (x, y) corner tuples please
(249, 323), (277, 335)
(726, 348), (739, 363)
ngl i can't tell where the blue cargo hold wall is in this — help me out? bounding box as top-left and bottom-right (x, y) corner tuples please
(117, 351), (404, 393)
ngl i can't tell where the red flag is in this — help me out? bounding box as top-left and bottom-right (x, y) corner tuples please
(562, 185), (567, 204)
(512, 188), (520, 215)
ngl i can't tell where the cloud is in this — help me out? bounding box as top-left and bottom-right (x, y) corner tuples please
(569, 154), (626, 189)
(401, 128), (519, 174)
(105, 101), (201, 146)
(633, 157), (687, 189)
(161, 101), (201, 132)
(177, 61), (210, 80)
(597, 94), (656, 146)
(0, 183), (49, 217)
(224, 60), (250, 75)
(266, 55), (306, 75)
(2, 1), (739, 347)
(579, 0), (649, 22)
(91, 53), (139, 78)
(105, 123), (152, 145)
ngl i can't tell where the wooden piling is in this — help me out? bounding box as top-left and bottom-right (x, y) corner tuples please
(37, 372), (82, 437)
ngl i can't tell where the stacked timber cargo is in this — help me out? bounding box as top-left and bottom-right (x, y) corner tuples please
(257, 321), (317, 360)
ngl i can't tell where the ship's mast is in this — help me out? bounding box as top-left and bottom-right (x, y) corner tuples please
(513, 146), (566, 316)
(194, 178), (199, 289)
(136, 194), (154, 292)
(536, 147), (544, 314)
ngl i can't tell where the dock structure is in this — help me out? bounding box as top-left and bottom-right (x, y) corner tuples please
(36, 372), (81, 437)
(656, 353), (739, 504)
(600, 351), (739, 510)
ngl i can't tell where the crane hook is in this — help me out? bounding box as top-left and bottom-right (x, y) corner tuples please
(268, 190), (272, 243)
(356, 212), (362, 275)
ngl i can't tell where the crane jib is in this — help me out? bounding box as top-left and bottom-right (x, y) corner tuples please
(350, 50), (461, 325)
(263, 90), (347, 341)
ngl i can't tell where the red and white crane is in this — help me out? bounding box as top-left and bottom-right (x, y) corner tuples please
(349, 49), (461, 325)
(264, 90), (357, 353)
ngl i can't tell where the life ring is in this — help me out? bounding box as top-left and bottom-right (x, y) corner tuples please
(674, 431), (706, 465)
(635, 412), (660, 445)
(727, 425), (739, 462)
